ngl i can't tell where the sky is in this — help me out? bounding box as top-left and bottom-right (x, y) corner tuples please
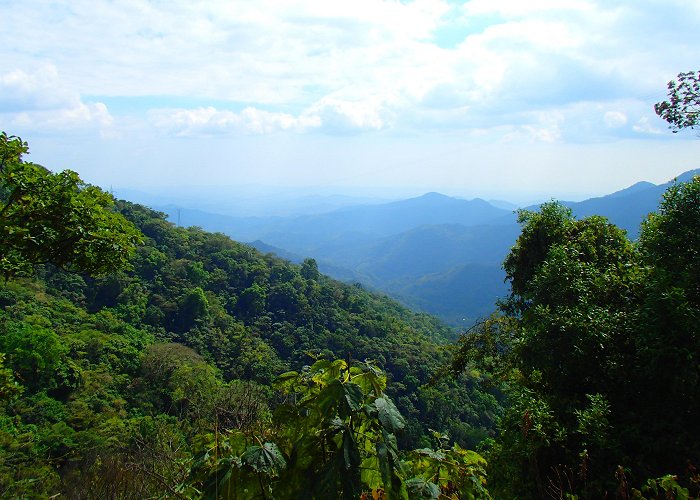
(0, 0), (698, 204)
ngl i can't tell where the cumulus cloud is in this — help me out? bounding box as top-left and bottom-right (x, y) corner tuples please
(0, 66), (78, 111)
(500, 111), (564, 143)
(0, 66), (113, 134)
(150, 106), (320, 136)
(0, 0), (696, 142)
(150, 93), (395, 136)
(304, 94), (394, 133)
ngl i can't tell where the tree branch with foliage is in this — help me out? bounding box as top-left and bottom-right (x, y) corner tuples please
(0, 132), (143, 279)
(654, 70), (700, 133)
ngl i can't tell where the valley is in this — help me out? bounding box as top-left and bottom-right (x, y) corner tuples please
(150, 168), (699, 327)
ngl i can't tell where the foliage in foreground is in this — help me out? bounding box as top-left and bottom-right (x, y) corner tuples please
(190, 359), (490, 499)
(453, 177), (700, 498)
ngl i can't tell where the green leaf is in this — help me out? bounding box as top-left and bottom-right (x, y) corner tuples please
(375, 396), (405, 433)
(273, 370), (300, 392)
(414, 448), (446, 461)
(340, 429), (362, 500)
(406, 477), (441, 499)
(316, 379), (345, 417)
(310, 358), (347, 386)
(342, 382), (364, 414)
(377, 436), (409, 500)
(377, 439), (392, 484)
(351, 366), (386, 395)
(315, 380), (365, 418)
(241, 442), (286, 477)
(360, 455), (382, 490)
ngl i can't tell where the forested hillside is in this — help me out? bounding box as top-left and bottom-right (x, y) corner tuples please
(452, 177), (700, 498)
(2, 118), (700, 498)
(158, 170), (699, 328)
(0, 133), (498, 497)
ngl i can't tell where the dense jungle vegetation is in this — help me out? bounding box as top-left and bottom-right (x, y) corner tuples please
(452, 182), (700, 498)
(0, 133), (496, 498)
(0, 71), (698, 499)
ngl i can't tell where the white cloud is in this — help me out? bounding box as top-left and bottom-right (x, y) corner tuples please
(501, 111), (564, 143)
(150, 93), (395, 136)
(462, 0), (594, 17)
(1, 0), (691, 136)
(604, 111), (628, 128)
(633, 116), (662, 135)
(150, 106), (321, 136)
(305, 93), (396, 132)
(0, 0), (697, 203)
(0, 66), (77, 111)
(0, 65), (113, 134)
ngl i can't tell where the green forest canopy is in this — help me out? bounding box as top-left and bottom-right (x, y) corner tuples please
(0, 133), (142, 280)
(1, 128), (699, 498)
(453, 178), (700, 498)
(0, 132), (497, 498)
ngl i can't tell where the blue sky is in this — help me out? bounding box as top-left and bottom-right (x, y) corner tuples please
(0, 0), (698, 202)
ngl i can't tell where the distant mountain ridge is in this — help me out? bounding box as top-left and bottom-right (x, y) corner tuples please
(153, 169), (699, 327)
(563, 168), (700, 238)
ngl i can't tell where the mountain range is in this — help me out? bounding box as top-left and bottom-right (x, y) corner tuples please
(153, 169), (699, 327)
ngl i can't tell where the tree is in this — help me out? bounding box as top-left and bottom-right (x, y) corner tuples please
(639, 176), (700, 303)
(300, 257), (320, 281)
(502, 202), (574, 314)
(455, 184), (700, 497)
(488, 206), (638, 496)
(654, 70), (700, 132)
(0, 132), (143, 279)
(0, 321), (78, 395)
(0, 353), (22, 405)
(633, 176), (700, 474)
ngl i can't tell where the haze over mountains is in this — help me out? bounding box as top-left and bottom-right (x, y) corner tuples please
(136, 169), (698, 327)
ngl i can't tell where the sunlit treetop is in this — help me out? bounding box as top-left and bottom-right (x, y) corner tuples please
(0, 132), (143, 279)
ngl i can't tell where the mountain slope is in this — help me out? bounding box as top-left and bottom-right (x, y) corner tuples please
(0, 199), (503, 497)
(155, 169), (699, 327)
(159, 192), (511, 244)
(391, 263), (510, 325)
(567, 168), (700, 238)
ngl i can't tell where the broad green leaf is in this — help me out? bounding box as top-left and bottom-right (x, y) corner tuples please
(273, 370), (299, 391)
(316, 380), (364, 418)
(351, 367), (386, 395)
(382, 429), (400, 463)
(310, 359), (347, 386)
(329, 358), (349, 381)
(360, 455), (382, 490)
(341, 429), (362, 500)
(342, 429), (361, 472)
(241, 442), (286, 477)
(405, 477), (441, 499)
(451, 443), (487, 466)
(375, 396), (405, 433)
(377, 438), (409, 500)
(317, 379), (345, 417)
(342, 382), (364, 414)
(377, 440), (392, 491)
